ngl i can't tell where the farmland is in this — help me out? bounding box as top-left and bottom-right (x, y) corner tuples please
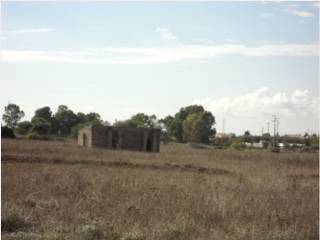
(1, 139), (319, 240)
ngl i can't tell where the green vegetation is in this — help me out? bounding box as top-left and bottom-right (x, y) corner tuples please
(1, 103), (318, 151)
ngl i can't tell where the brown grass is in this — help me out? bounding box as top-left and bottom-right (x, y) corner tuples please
(1, 139), (319, 240)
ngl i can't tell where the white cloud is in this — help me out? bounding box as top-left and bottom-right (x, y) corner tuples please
(12, 28), (55, 33)
(156, 28), (177, 40)
(260, 13), (274, 18)
(286, 4), (300, 8)
(193, 88), (319, 119)
(285, 9), (313, 17)
(2, 43), (318, 64)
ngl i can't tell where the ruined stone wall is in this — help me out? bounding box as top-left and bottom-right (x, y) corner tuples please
(120, 129), (144, 151)
(78, 126), (93, 147)
(92, 126), (110, 148)
(78, 126), (161, 152)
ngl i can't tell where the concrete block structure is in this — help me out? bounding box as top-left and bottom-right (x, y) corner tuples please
(78, 126), (160, 152)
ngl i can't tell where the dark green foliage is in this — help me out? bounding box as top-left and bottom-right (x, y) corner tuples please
(231, 142), (246, 150)
(54, 105), (79, 136)
(211, 137), (232, 148)
(1, 126), (15, 138)
(85, 112), (101, 123)
(26, 132), (49, 140)
(2, 103), (25, 129)
(162, 105), (215, 144)
(183, 112), (214, 143)
(50, 116), (60, 134)
(242, 130), (252, 143)
(113, 113), (159, 129)
(16, 121), (32, 135)
(30, 117), (51, 135)
(34, 106), (52, 122)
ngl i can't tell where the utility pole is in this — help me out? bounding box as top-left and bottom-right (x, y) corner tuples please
(272, 115), (279, 148)
(267, 122), (270, 134)
(261, 127), (264, 136)
(222, 118), (226, 134)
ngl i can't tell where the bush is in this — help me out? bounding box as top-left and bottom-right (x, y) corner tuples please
(271, 147), (280, 153)
(211, 137), (232, 148)
(26, 132), (49, 140)
(16, 121), (33, 135)
(1, 126), (15, 138)
(230, 142), (246, 150)
(30, 117), (51, 135)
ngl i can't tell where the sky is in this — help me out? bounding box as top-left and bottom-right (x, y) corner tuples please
(0, 1), (319, 135)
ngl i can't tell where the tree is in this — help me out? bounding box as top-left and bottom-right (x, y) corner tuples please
(242, 131), (252, 143)
(16, 121), (32, 135)
(164, 105), (215, 143)
(30, 117), (51, 135)
(85, 112), (102, 123)
(113, 113), (159, 129)
(2, 103), (25, 129)
(182, 111), (215, 144)
(54, 105), (78, 136)
(77, 112), (87, 124)
(1, 126), (15, 138)
(33, 106), (52, 122)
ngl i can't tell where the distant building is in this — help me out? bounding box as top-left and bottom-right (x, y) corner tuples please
(215, 133), (236, 138)
(78, 126), (161, 152)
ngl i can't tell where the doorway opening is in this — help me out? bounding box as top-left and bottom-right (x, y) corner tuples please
(83, 133), (88, 147)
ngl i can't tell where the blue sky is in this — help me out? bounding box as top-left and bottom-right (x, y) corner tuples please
(1, 1), (319, 135)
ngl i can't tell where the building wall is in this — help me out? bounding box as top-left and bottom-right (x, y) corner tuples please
(78, 126), (160, 152)
(78, 126), (93, 147)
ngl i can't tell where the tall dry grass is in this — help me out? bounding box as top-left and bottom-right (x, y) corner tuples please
(1, 139), (319, 240)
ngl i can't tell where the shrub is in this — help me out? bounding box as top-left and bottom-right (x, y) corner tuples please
(16, 121), (33, 135)
(230, 142), (246, 150)
(26, 132), (49, 140)
(30, 117), (51, 135)
(271, 147), (280, 153)
(1, 126), (15, 138)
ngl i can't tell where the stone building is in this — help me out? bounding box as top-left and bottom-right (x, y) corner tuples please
(78, 125), (161, 152)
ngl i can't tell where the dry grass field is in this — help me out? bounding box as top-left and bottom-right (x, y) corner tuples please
(1, 139), (319, 240)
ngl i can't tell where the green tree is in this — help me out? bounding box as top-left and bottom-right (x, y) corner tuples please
(182, 111), (215, 143)
(113, 113), (159, 129)
(85, 112), (102, 123)
(33, 106), (52, 122)
(30, 117), (51, 135)
(76, 112), (87, 124)
(2, 103), (25, 129)
(165, 105), (215, 143)
(54, 105), (78, 136)
(16, 121), (32, 135)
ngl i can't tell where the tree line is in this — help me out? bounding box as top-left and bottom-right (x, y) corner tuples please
(1, 103), (216, 143)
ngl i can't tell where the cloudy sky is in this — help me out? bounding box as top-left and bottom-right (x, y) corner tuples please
(0, 1), (319, 135)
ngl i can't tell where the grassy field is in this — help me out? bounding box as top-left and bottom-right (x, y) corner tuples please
(1, 139), (319, 240)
